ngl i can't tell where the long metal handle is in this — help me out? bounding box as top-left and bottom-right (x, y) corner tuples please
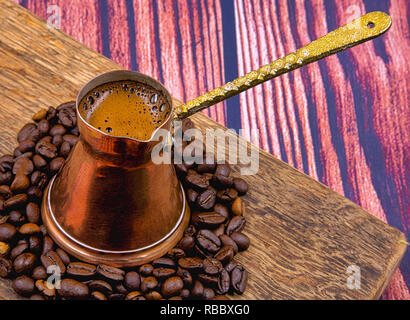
(174, 11), (391, 119)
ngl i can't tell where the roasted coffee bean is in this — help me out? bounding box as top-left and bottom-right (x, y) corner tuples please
(36, 139), (57, 159)
(63, 134), (79, 146)
(42, 235), (54, 254)
(203, 258), (223, 275)
(114, 283), (128, 294)
(30, 294), (46, 300)
(203, 287), (215, 299)
(226, 216), (246, 235)
(46, 107), (57, 121)
(59, 141), (71, 157)
(145, 290), (162, 300)
(180, 288), (190, 299)
(10, 242), (28, 260)
(230, 232), (250, 251)
(139, 263), (153, 276)
(231, 197), (246, 216)
(67, 262), (97, 278)
(13, 252), (36, 274)
(214, 164), (231, 177)
(186, 188), (198, 203)
(27, 186), (42, 200)
(0, 155), (13, 172)
(196, 187), (217, 210)
(91, 291), (107, 300)
(70, 127), (79, 136)
(18, 123), (40, 142)
(212, 174), (233, 189)
(213, 224), (225, 238)
(51, 134), (63, 147)
(217, 269), (230, 294)
(174, 163), (188, 178)
(8, 210), (25, 225)
(49, 157), (65, 172)
(233, 178), (249, 195)
(191, 280), (204, 297)
(141, 276), (158, 292)
(219, 234), (239, 254)
(17, 140), (35, 153)
(177, 257), (203, 271)
(32, 266), (47, 280)
(0, 171), (12, 185)
(125, 291), (145, 300)
(56, 248), (70, 265)
(152, 257), (176, 268)
(13, 157), (34, 176)
(124, 271), (140, 291)
(198, 273), (219, 286)
(0, 257), (12, 277)
(231, 265), (248, 294)
(35, 279), (56, 298)
(49, 124), (67, 136)
(30, 171), (48, 189)
(0, 241), (10, 257)
(37, 119), (50, 135)
(184, 224), (196, 237)
(10, 174), (30, 193)
(4, 193), (27, 210)
(192, 211), (226, 228)
(87, 280), (113, 295)
(217, 188), (238, 203)
(58, 106), (77, 128)
(153, 267), (175, 279)
(12, 275), (35, 296)
(0, 223), (17, 241)
(194, 244), (212, 259)
(26, 202), (40, 224)
(196, 154), (216, 173)
(185, 172), (210, 190)
(196, 229), (221, 253)
(0, 215), (8, 224)
(29, 236), (41, 253)
(58, 278), (89, 299)
(19, 223), (41, 235)
(214, 246), (234, 265)
(178, 235), (195, 251)
(176, 267), (193, 287)
(167, 248), (185, 260)
(32, 108), (48, 122)
(162, 276), (184, 297)
(97, 264), (125, 281)
(213, 203), (230, 220)
(0, 185), (11, 198)
(41, 251), (66, 274)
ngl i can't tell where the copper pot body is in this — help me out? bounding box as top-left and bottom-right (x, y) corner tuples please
(41, 71), (190, 267)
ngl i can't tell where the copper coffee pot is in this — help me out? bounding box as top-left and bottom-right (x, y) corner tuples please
(41, 12), (391, 267)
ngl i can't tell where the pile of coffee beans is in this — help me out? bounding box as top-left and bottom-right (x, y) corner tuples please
(0, 102), (250, 300)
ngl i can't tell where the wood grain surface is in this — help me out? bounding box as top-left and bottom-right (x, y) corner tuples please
(16, 0), (409, 299)
(0, 0), (407, 300)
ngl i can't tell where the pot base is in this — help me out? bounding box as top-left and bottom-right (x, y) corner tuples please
(41, 177), (191, 268)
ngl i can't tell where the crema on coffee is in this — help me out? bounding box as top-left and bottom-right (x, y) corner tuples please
(79, 80), (171, 141)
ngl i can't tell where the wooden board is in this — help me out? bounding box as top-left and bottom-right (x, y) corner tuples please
(0, 0), (406, 300)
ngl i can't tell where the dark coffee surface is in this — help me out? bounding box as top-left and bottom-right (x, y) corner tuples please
(0, 103), (250, 300)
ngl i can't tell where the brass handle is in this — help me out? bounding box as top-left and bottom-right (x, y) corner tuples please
(174, 11), (391, 119)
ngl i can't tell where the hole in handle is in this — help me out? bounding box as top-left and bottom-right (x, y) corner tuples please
(366, 21), (375, 29)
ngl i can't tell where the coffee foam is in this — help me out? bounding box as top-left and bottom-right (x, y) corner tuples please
(79, 80), (171, 141)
